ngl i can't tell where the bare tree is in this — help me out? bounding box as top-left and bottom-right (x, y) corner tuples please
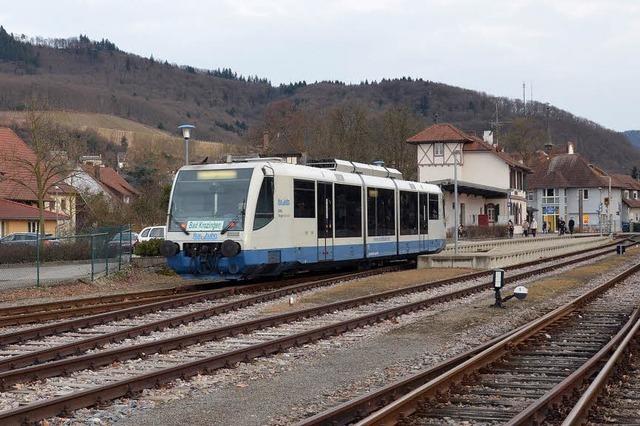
(501, 117), (546, 164)
(0, 105), (80, 235)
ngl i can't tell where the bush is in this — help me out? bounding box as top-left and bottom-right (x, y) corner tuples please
(459, 225), (509, 240)
(134, 239), (163, 256)
(0, 240), (92, 264)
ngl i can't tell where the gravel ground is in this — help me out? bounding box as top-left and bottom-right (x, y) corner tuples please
(29, 248), (638, 425)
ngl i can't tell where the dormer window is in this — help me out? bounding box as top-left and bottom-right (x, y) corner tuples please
(635, 191), (638, 200)
(434, 143), (444, 156)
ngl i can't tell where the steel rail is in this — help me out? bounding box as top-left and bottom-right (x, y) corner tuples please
(560, 309), (640, 425)
(355, 261), (640, 426)
(0, 243), (630, 423)
(0, 291), (215, 327)
(506, 308), (640, 426)
(0, 286), (203, 316)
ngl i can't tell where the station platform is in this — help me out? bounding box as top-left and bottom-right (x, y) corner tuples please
(419, 234), (612, 269)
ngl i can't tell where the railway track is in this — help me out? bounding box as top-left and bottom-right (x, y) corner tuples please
(0, 241), (632, 424)
(321, 251), (640, 426)
(0, 269), (384, 328)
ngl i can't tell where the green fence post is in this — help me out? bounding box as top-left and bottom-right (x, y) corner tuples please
(36, 231), (40, 288)
(90, 234), (95, 281)
(118, 225), (122, 271)
(105, 233), (109, 276)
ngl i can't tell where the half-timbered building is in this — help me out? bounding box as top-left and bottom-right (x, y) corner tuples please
(407, 123), (530, 233)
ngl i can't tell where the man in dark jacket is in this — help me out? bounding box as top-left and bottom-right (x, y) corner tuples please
(568, 218), (575, 234)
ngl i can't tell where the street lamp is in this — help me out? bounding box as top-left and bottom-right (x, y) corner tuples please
(178, 124), (195, 166)
(453, 150), (460, 255)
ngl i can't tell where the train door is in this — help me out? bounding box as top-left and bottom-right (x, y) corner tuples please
(419, 193), (429, 251)
(317, 182), (334, 261)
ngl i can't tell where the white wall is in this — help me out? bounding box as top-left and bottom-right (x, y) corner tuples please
(462, 152), (510, 189)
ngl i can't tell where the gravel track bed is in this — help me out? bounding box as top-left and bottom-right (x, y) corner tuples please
(0, 249), (625, 424)
(0, 291), (276, 358)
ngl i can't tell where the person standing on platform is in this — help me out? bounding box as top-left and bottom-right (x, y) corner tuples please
(530, 218), (538, 237)
(568, 218), (575, 234)
(542, 221), (547, 234)
(523, 219), (529, 237)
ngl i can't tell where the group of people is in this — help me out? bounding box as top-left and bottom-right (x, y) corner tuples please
(511, 217), (576, 237)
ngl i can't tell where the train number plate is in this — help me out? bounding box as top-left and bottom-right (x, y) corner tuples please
(186, 220), (224, 231)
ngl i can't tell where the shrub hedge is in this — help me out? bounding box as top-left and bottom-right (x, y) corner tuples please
(134, 239), (163, 257)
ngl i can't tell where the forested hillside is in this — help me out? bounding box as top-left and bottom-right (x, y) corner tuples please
(1, 27), (638, 175)
(625, 130), (640, 149)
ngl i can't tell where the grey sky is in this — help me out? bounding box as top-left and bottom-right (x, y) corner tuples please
(2, 0), (639, 131)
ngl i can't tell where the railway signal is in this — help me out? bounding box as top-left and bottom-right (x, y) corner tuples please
(492, 268), (528, 307)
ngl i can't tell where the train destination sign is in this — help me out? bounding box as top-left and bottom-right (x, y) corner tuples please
(186, 220), (225, 231)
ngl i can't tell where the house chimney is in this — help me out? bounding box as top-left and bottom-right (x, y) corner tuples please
(567, 141), (575, 154)
(544, 142), (554, 154)
(94, 165), (101, 180)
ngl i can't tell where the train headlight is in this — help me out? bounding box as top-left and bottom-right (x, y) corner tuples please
(221, 239), (241, 257)
(160, 241), (180, 257)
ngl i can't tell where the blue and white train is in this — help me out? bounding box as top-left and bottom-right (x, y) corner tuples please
(161, 158), (446, 280)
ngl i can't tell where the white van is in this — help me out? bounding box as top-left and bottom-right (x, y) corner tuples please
(139, 225), (166, 242)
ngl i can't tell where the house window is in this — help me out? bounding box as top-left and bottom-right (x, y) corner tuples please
(527, 191), (533, 201)
(434, 143), (444, 156)
(582, 189), (589, 200)
(28, 221), (39, 233)
(61, 199), (67, 211)
(624, 190), (629, 199)
(634, 191), (638, 200)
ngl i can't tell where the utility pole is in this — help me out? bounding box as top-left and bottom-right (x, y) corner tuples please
(522, 82), (526, 115)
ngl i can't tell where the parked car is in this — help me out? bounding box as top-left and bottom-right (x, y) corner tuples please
(0, 233), (59, 247)
(138, 226), (166, 242)
(107, 231), (140, 254)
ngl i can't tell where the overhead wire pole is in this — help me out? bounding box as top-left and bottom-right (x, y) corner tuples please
(453, 150), (460, 255)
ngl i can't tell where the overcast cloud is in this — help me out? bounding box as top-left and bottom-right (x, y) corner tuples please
(1, 0), (638, 131)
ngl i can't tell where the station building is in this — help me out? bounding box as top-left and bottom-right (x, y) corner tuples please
(407, 123), (530, 234)
(527, 142), (640, 233)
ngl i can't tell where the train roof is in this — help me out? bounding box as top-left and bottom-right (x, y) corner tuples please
(179, 159), (442, 193)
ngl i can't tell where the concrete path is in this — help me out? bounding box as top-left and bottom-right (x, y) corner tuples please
(0, 260), (120, 289)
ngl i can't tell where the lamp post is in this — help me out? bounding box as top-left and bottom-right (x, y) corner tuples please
(608, 175), (612, 236)
(598, 186), (603, 237)
(178, 124), (195, 166)
(453, 150), (460, 255)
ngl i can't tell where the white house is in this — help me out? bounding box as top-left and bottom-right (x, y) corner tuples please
(527, 142), (640, 233)
(407, 123), (530, 233)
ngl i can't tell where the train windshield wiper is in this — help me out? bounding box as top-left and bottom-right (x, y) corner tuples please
(220, 199), (245, 235)
(169, 200), (190, 235)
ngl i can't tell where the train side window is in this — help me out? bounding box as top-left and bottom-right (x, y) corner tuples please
(293, 179), (315, 218)
(335, 184), (362, 237)
(367, 187), (395, 236)
(400, 191), (418, 235)
(419, 193), (429, 233)
(254, 177), (274, 230)
(429, 193), (439, 220)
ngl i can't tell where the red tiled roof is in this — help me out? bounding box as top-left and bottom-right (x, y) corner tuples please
(406, 123), (475, 144)
(623, 198), (640, 208)
(81, 165), (140, 199)
(0, 198), (68, 220)
(611, 174), (640, 190)
(0, 128), (40, 201)
(407, 124), (530, 172)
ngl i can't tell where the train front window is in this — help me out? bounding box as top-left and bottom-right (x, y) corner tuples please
(169, 168), (253, 232)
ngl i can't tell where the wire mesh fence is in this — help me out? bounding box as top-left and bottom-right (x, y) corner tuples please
(0, 225), (134, 289)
